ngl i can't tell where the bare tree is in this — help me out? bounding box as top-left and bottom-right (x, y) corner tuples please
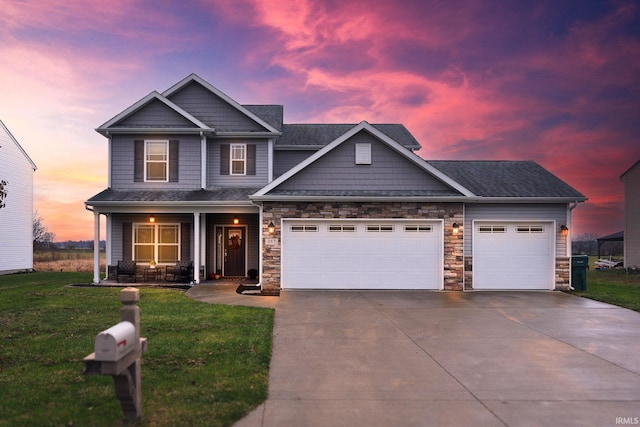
(33, 211), (55, 251)
(572, 232), (599, 255)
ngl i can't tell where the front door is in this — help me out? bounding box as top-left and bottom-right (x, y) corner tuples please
(224, 227), (246, 277)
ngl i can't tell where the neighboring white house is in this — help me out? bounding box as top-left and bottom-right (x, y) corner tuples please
(621, 160), (640, 269)
(0, 120), (37, 275)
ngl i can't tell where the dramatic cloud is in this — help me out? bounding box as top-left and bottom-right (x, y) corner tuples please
(1, 0), (638, 239)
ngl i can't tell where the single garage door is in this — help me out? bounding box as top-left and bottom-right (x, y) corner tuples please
(473, 222), (554, 290)
(282, 219), (442, 289)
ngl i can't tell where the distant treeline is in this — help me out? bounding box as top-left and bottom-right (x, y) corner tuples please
(48, 240), (106, 250)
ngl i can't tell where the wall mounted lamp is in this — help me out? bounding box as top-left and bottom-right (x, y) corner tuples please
(233, 216), (240, 225)
(560, 224), (569, 237)
(268, 221), (276, 234)
(149, 215), (155, 223)
(452, 223), (460, 235)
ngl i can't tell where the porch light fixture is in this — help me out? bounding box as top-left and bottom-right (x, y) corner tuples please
(560, 224), (569, 237)
(268, 221), (276, 234)
(149, 215), (155, 223)
(233, 216), (240, 225)
(452, 223), (460, 235)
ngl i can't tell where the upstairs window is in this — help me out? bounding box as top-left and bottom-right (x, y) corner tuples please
(145, 141), (168, 181)
(231, 144), (246, 175)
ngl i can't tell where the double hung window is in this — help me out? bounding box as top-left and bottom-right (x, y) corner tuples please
(230, 144), (246, 175)
(145, 141), (169, 182)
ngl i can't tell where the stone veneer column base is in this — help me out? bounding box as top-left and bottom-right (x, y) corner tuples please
(555, 256), (571, 290)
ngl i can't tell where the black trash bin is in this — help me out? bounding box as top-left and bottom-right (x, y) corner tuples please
(571, 255), (589, 291)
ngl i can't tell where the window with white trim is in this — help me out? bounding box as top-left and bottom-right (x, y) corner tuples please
(145, 140), (169, 182)
(230, 144), (246, 175)
(478, 225), (506, 233)
(328, 225), (357, 232)
(517, 225), (545, 234)
(367, 225), (394, 232)
(133, 223), (180, 264)
(290, 225), (318, 232)
(404, 225), (433, 232)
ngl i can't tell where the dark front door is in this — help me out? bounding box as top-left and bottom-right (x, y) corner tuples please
(224, 227), (246, 276)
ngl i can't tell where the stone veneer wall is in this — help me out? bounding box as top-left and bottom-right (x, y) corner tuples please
(260, 202), (464, 295)
(555, 256), (570, 290)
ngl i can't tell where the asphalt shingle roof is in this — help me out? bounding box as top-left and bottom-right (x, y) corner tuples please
(87, 187), (261, 203)
(276, 124), (421, 150)
(428, 160), (586, 198)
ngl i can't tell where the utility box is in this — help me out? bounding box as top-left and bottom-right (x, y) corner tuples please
(571, 255), (589, 291)
(94, 321), (136, 361)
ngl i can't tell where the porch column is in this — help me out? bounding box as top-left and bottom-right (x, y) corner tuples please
(93, 211), (101, 284)
(193, 212), (201, 284)
(105, 214), (112, 280)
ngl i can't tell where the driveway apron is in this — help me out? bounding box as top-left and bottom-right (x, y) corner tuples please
(234, 291), (640, 427)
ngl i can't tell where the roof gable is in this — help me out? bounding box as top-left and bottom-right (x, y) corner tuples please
(0, 120), (37, 170)
(96, 92), (209, 135)
(253, 121), (473, 199)
(163, 74), (281, 134)
(620, 160), (640, 181)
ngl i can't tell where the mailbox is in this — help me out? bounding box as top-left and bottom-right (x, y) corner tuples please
(94, 321), (136, 362)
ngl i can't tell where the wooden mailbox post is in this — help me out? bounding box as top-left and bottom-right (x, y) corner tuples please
(83, 287), (148, 421)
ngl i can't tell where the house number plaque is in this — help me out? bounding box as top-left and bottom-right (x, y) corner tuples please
(265, 238), (279, 245)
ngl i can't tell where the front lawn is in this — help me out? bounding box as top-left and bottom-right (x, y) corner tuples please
(0, 272), (274, 427)
(570, 269), (640, 313)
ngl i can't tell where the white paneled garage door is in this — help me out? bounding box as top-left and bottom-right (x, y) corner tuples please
(282, 220), (442, 289)
(473, 222), (555, 290)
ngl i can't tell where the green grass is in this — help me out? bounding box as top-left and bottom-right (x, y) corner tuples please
(0, 272), (274, 427)
(570, 269), (640, 313)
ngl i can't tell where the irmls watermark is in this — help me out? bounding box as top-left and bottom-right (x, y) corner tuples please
(616, 417), (639, 425)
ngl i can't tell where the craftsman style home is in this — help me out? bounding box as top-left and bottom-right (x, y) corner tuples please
(86, 74), (586, 294)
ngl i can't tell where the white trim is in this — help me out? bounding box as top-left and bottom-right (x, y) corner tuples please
(96, 91), (210, 134)
(252, 121), (475, 198)
(144, 140), (169, 182)
(0, 120), (37, 170)
(162, 73), (281, 134)
(230, 143), (247, 175)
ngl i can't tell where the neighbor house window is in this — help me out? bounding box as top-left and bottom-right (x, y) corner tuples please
(133, 223), (180, 264)
(145, 140), (169, 181)
(230, 144), (246, 175)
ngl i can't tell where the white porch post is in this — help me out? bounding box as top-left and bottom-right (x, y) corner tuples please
(93, 211), (101, 284)
(193, 212), (201, 284)
(105, 214), (112, 280)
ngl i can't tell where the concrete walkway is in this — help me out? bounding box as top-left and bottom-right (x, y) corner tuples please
(187, 287), (640, 426)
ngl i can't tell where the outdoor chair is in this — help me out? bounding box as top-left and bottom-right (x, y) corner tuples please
(165, 261), (193, 282)
(116, 260), (137, 283)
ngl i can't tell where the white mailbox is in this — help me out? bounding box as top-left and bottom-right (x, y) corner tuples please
(94, 321), (136, 362)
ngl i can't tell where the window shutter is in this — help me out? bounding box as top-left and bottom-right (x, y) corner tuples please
(134, 140), (144, 182)
(220, 144), (230, 175)
(169, 140), (179, 182)
(181, 223), (191, 261)
(123, 222), (132, 260)
(247, 144), (256, 175)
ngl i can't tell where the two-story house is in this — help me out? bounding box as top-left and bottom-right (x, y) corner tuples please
(86, 74), (586, 294)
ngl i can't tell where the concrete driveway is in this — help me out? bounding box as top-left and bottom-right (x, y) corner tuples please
(233, 290), (640, 427)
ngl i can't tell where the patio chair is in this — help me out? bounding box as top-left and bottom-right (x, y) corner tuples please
(116, 260), (137, 283)
(165, 261), (193, 282)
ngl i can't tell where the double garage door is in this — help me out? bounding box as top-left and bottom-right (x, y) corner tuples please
(281, 219), (443, 289)
(473, 222), (555, 290)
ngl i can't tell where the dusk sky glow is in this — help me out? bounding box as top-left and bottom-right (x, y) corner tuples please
(1, 0), (638, 241)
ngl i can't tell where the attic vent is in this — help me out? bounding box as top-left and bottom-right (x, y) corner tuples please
(355, 143), (371, 165)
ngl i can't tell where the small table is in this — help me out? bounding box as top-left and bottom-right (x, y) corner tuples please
(143, 267), (161, 282)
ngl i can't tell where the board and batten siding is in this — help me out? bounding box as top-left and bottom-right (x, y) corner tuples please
(207, 139), (269, 187)
(110, 134), (201, 190)
(0, 121), (36, 274)
(275, 132), (451, 192)
(464, 204), (568, 257)
(622, 163), (640, 268)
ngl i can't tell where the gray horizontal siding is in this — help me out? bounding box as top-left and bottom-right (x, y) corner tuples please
(168, 81), (265, 132)
(464, 203), (568, 256)
(275, 132), (452, 192)
(111, 134), (201, 190)
(116, 99), (198, 128)
(274, 150), (315, 178)
(207, 139), (269, 187)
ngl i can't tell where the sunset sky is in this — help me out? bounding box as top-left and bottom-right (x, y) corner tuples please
(1, 0), (638, 241)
